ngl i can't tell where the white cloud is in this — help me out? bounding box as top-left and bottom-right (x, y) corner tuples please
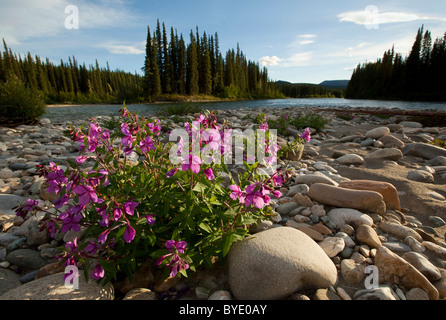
(0, 0), (137, 44)
(337, 7), (446, 26)
(101, 42), (146, 55)
(299, 34), (317, 39)
(288, 34), (318, 47)
(299, 40), (315, 45)
(259, 52), (312, 67)
(258, 55), (283, 67)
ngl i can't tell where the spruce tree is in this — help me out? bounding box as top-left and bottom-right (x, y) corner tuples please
(187, 31), (199, 95)
(143, 26), (153, 99)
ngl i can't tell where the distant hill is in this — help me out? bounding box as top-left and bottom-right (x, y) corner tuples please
(319, 80), (350, 89)
(274, 80), (345, 98)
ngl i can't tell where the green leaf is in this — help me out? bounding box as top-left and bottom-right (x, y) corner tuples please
(193, 182), (208, 193)
(198, 222), (212, 234)
(222, 231), (234, 257)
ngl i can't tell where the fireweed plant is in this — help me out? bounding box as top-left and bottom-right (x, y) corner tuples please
(15, 106), (299, 285)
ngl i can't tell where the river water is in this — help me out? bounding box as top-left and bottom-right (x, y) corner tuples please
(44, 98), (446, 122)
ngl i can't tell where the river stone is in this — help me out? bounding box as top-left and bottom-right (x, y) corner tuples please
(422, 241), (446, 258)
(356, 224), (382, 248)
(382, 242), (411, 253)
(0, 233), (21, 246)
(402, 252), (441, 282)
(365, 127), (390, 139)
(294, 172), (338, 186)
(318, 237), (345, 258)
(378, 134), (405, 149)
(429, 156), (446, 166)
(403, 143), (446, 160)
(374, 246), (439, 300)
(433, 268), (446, 299)
(276, 202), (298, 215)
(400, 121), (423, 128)
(6, 249), (48, 270)
(429, 216), (446, 227)
(284, 220), (324, 241)
(327, 208), (373, 229)
(365, 148), (403, 162)
(308, 183), (386, 215)
(227, 227), (338, 300)
(0, 195), (26, 215)
(0, 272), (114, 300)
(335, 154), (365, 165)
(379, 221), (423, 242)
(407, 170), (435, 183)
(286, 184), (310, 197)
(406, 288), (430, 300)
(339, 180), (401, 211)
(340, 259), (366, 285)
(123, 288), (157, 300)
(353, 286), (398, 300)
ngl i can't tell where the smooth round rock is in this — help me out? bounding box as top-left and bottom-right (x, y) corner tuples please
(227, 227), (338, 300)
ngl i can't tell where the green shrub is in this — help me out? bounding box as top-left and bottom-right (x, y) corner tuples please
(0, 76), (45, 123)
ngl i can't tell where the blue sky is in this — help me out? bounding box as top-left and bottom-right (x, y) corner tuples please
(1, 0), (446, 84)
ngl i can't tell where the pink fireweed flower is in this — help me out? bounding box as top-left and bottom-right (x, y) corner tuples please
(124, 201), (139, 216)
(181, 154), (202, 174)
(166, 168), (179, 178)
(147, 121), (161, 136)
(113, 207), (123, 221)
(15, 199), (40, 218)
(204, 168), (215, 181)
(244, 183), (271, 209)
(84, 241), (101, 256)
(46, 166), (68, 195)
(156, 240), (189, 278)
(60, 206), (83, 233)
(73, 184), (99, 207)
(229, 185), (245, 204)
(259, 122), (269, 131)
(272, 190), (282, 198)
(87, 169), (109, 187)
(166, 240), (187, 254)
(53, 194), (70, 209)
(300, 128), (311, 143)
(75, 155), (88, 165)
(90, 262), (105, 280)
(201, 129), (221, 151)
(121, 123), (131, 136)
(97, 229), (110, 245)
(96, 205), (109, 227)
(140, 136), (155, 153)
(65, 237), (78, 252)
(146, 215), (156, 226)
(124, 223), (136, 243)
(101, 129), (110, 140)
(89, 123), (102, 138)
(45, 220), (57, 239)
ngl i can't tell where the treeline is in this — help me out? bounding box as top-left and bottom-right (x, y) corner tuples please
(346, 26), (446, 101)
(143, 20), (283, 101)
(276, 81), (344, 98)
(0, 40), (144, 105)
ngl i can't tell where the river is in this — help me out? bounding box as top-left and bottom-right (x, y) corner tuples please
(44, 98), (446, 122)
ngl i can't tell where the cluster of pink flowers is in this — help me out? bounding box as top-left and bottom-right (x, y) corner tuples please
(229, 171), (284, 209)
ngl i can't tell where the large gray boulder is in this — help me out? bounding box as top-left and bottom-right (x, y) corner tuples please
(227, 227), (338, 300)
